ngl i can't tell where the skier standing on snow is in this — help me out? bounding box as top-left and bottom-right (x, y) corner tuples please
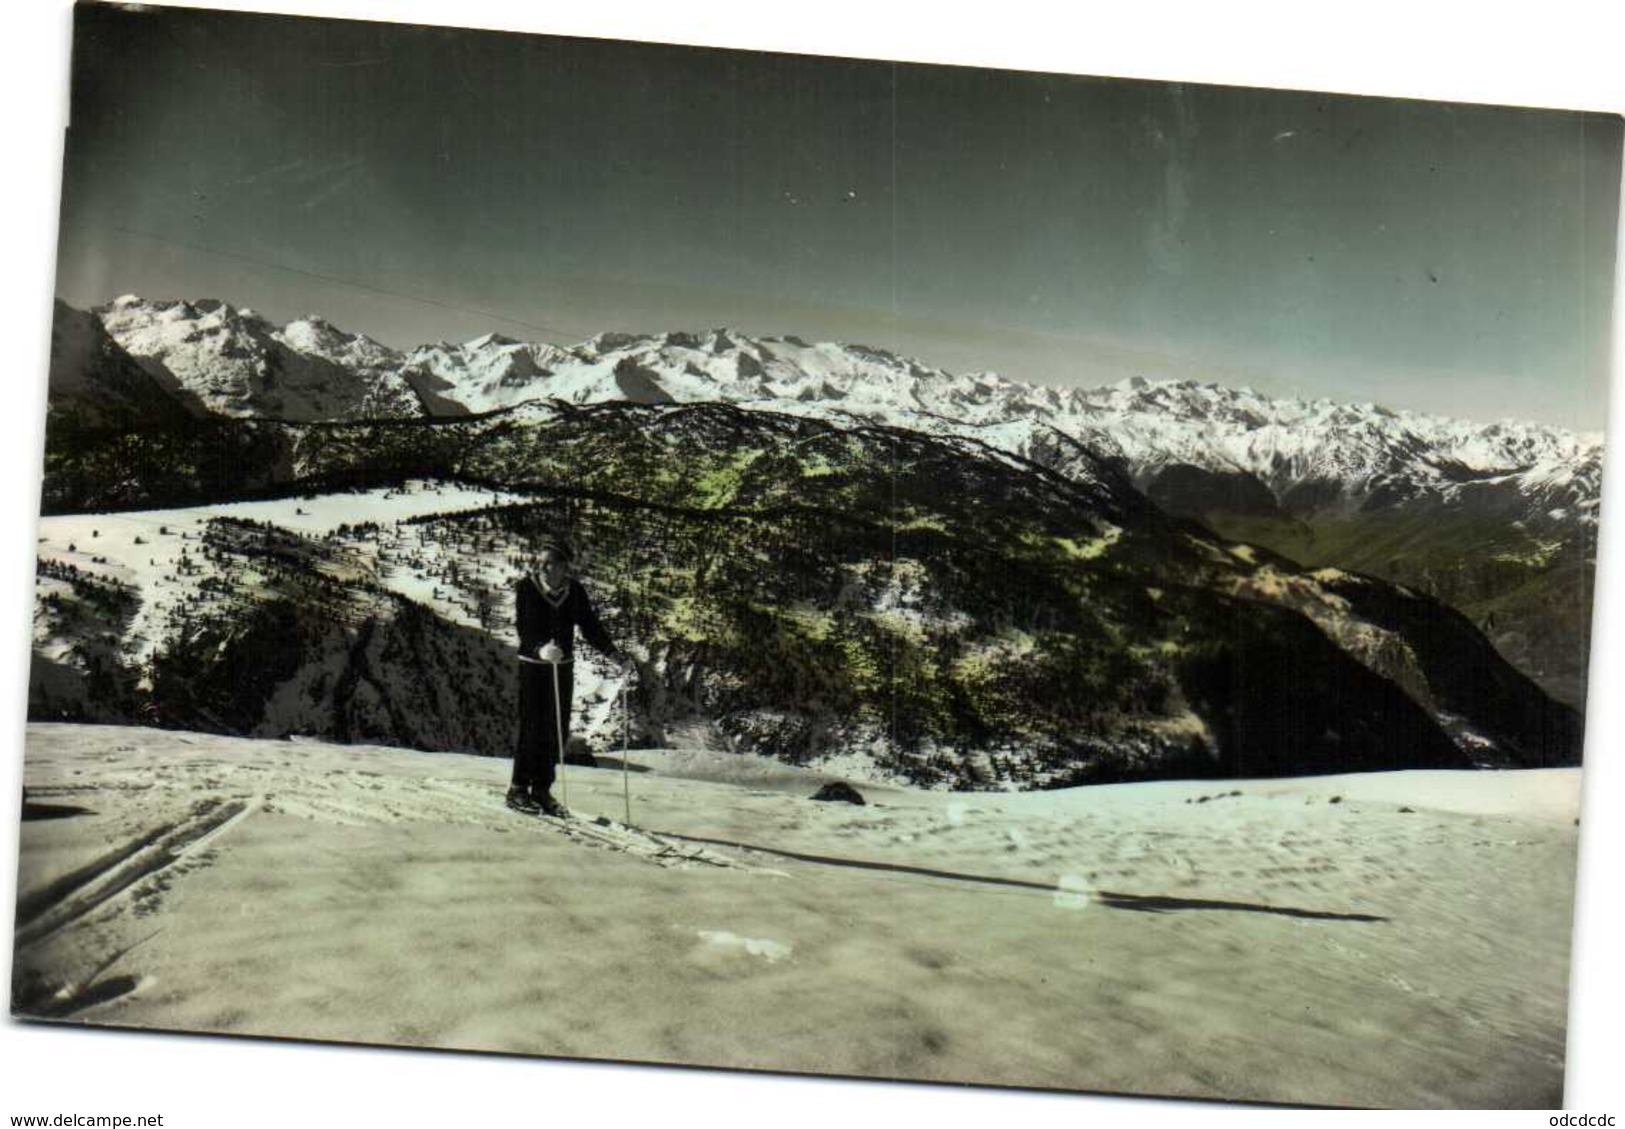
(507, 538), (625, 816)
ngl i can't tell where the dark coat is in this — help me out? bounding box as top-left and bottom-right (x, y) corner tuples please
(515, 575), (619, 662)
(510, 575), (619, 794)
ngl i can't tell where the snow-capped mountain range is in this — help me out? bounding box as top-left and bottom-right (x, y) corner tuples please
(83, 295), (1601, 532)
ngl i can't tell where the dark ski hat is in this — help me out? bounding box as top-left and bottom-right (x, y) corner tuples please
(533, 535), (575, 562)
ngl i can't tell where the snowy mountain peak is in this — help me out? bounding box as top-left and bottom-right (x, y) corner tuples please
(702, 327), (742, 353)
(587, 331), (642, 353)
(93, 298), (417, 421)
(465, 331), (520, 350)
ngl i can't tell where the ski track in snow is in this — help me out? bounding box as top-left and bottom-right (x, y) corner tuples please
(15, 796), (257, 948)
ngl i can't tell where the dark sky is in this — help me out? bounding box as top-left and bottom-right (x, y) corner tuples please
(55, 3), (1621, 428)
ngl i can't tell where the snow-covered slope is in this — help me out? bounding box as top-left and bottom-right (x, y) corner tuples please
(33, 480), (526, 668)
(15, 722), (1579, 1108)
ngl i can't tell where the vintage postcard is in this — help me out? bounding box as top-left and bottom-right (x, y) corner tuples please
(12, 1), (1620, 1111)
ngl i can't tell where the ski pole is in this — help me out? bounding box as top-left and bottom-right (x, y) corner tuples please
(621, 671), (631, 826)
(551, 658), (568, 810)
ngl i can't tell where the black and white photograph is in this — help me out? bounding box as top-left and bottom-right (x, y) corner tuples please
(4, 0), (1623, 1120)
